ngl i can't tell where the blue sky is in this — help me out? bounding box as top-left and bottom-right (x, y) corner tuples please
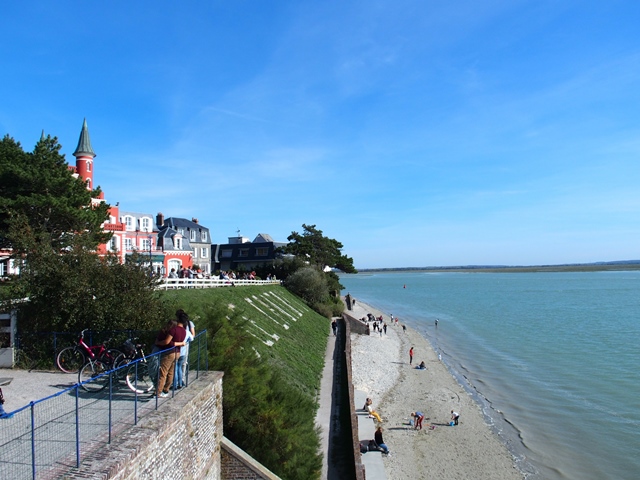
(2, 1), (639, 269)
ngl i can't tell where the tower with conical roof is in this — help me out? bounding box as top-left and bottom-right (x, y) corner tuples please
(73, 118), (96, 190)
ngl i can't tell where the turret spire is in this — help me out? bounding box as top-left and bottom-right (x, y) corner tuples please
(73, 118), (96, 157)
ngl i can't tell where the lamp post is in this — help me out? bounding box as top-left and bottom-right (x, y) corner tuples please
(148, 234), (153, 276)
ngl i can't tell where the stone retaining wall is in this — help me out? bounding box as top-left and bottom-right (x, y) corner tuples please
(220, 437), (281, 480)
(56, 372), (224, 479)
(344, 317), (366, 480)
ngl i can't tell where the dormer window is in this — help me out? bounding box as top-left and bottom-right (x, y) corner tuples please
(202, 231), (207, 242)
(174, 236), (182, 249)
(190, 230), (196, 242)
(124, 216), (134, 231)
(141, 217), (151, 232)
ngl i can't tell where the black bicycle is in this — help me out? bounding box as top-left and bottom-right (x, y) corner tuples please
(120, 339), (155, 394)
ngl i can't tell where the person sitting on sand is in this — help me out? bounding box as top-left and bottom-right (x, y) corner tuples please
(374, 426), (390, 455)
(365, 397), (383, 423)
(416, 361), (426, 370)
(411, 411), (424, 430)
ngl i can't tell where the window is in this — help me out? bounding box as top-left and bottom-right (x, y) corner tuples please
(141, 238), (151, 251)
(238, 249), (249, 258)
(256, 247), (269, 256)
(201, 247), (208, 258)
(124, 216), (134, 231)
(202, 231), (207, 242)
(174, 237), (182, 249)
(178, 228), (184, 235)
(87, 162), (91, 172)
(110, 237), (118, 252)
(124, 238), (132, 251)
(86, 179), (91, 189)
(141, 217), (151, 232)
(190, 230), (196, 242)
(221, 249), (232, 258)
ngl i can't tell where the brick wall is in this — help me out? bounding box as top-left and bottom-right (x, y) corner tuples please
(56, 371), (224, 479)
(220, 437), (281, 480)
(343, 310), (369, 336)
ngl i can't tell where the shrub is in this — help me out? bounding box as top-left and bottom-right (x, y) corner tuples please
(284, 267), (329, 305)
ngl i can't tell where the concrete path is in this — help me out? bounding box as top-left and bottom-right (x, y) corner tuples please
(315, 326), (336, 479)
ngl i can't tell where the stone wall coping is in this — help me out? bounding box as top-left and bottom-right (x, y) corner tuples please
(221, 437), (282, 480)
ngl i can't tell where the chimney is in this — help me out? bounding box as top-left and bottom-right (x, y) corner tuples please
(156, 212), (164, 228)
(192, 217), (199, 224)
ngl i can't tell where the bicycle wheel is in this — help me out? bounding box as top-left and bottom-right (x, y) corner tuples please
(125, 362), (154, 394)
(100, 348), (124, 368)
(78, 360), (110, 392)
(56, 347), (85, 374)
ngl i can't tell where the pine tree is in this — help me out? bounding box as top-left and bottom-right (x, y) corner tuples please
(0, 134), (110, 254)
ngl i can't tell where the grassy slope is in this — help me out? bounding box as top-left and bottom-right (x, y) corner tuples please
(160, 285), (329, 399)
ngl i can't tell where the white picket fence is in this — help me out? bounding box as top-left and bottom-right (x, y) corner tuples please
(156, 278), (280, 290)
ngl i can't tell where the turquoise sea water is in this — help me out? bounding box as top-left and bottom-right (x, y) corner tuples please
(340, 271), (640, 480)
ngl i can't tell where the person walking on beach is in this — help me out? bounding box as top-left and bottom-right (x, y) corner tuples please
(435, 318), (438, 328)
(409, 347), (414, 365)
(411, 411), (424, 430)
(451, 410), (460, 425)
(383, 323), (387, 334)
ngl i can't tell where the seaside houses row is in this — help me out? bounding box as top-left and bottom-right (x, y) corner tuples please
(0, 120), (284, 278)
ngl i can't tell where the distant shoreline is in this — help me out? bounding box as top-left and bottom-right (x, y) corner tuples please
(354, 261), (640, 274)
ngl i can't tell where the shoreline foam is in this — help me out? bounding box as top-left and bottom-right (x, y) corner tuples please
(349, 300), (524, 480)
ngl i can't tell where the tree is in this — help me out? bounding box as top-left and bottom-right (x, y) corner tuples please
(283, 224), (356, 273)
(0, 134), (110, 255)
(0, 132), (162, 362)
(284, 267), (329, 305)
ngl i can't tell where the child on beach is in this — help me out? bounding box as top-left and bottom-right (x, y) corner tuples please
(411, 411), (424, 430)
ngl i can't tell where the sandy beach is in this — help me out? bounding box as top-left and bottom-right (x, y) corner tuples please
(349, 300), (523, 480)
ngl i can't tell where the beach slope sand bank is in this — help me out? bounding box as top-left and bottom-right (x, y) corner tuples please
(349, 300), (523, 480)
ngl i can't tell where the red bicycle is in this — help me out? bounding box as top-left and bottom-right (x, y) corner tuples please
(55, 329), (123, 374)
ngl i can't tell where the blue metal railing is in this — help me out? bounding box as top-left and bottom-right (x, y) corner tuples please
(0, 331), (207, 480)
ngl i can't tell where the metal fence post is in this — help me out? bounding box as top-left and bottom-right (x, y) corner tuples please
(53, 332), (58, 368)
(30, 402), (36, 480)
(108, 371), (113, 444)
(196, 335), (201, 380)
(75, 384), (80, 468)
(155, 356), (160, 409)
(134, 361), (139, 425)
